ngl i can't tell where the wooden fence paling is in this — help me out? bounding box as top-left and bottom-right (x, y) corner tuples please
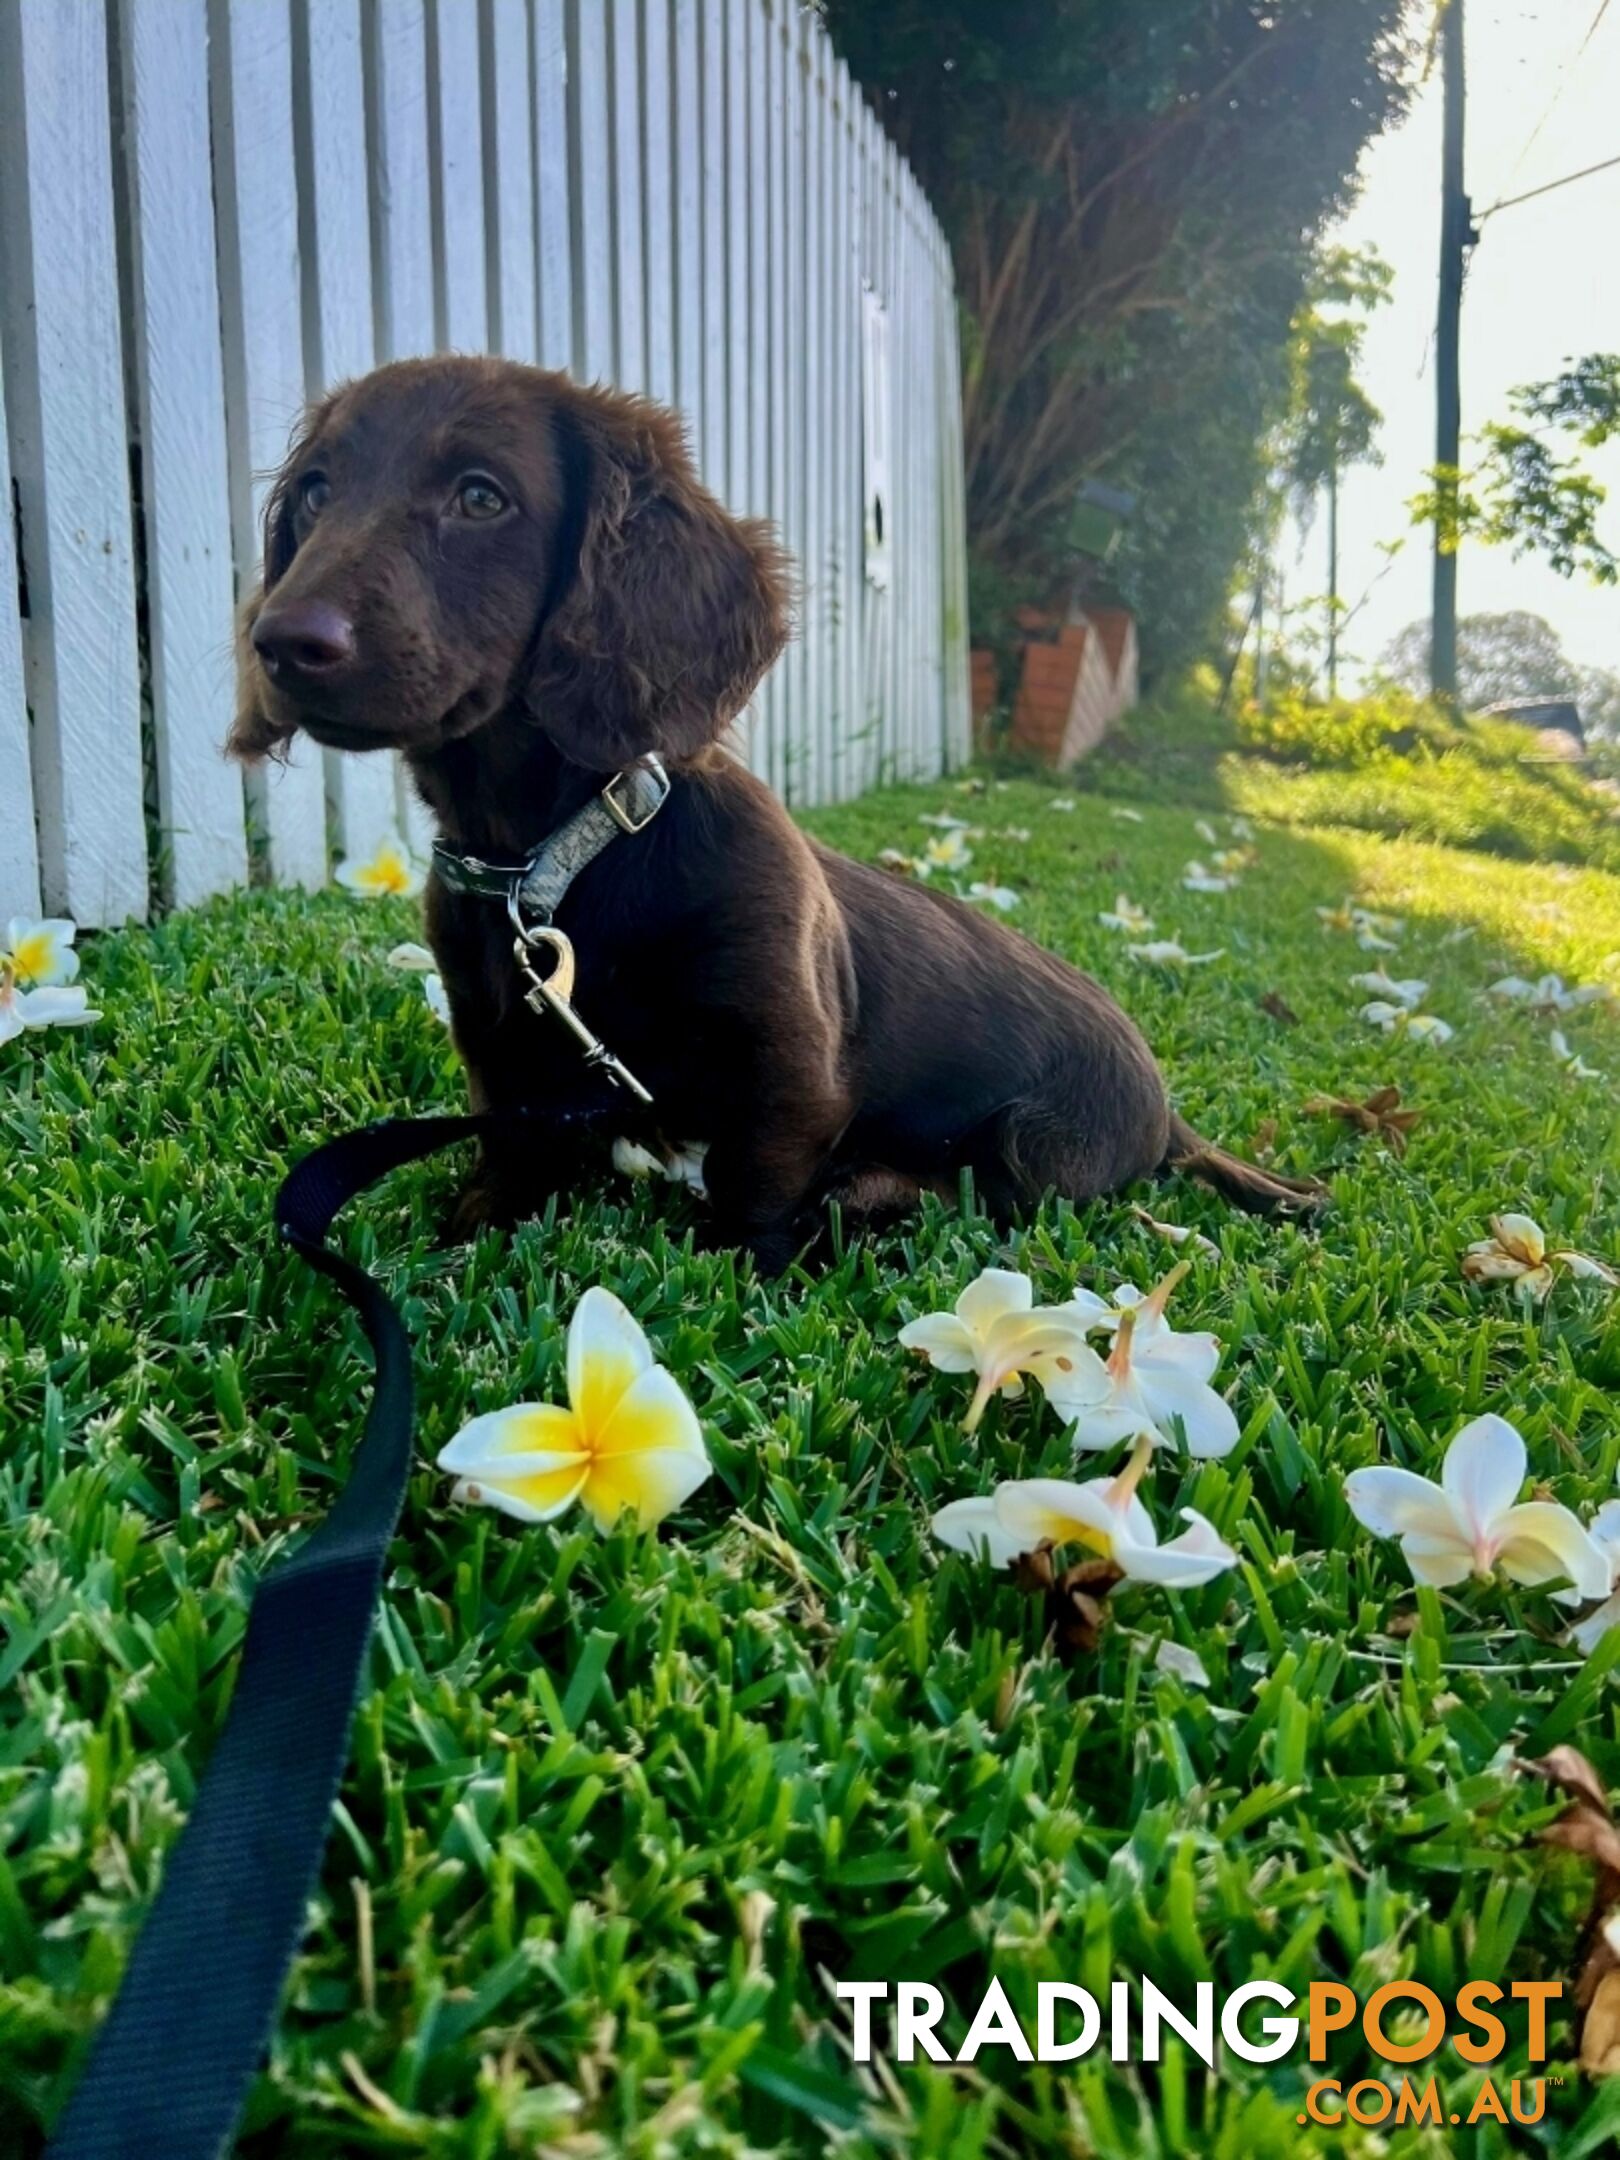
(211, 0), (328, 890)
(0, 0), (968, 929)
(294, 0), (398, 861)
(484, 0), (539, 366)
(116, 0), (248, 909)
(0, 0), (147, 928)
(533, 0), (574, 374)
(0, 339), (39, 922)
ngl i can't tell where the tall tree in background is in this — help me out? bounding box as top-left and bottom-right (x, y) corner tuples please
(820, 1), (1415, 673)
(1274, 248), (1390, 693)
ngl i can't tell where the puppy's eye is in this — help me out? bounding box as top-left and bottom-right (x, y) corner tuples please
(453, 474), (508, 521)
(299, 473), (331, 516)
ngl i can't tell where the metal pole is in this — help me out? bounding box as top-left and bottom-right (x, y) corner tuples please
(1431, 0), (1468, 705)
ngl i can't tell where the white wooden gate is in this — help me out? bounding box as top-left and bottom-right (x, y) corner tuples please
(0, 0), (969, 928)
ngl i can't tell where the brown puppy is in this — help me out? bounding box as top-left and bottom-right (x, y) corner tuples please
(232, 356), (1320, 1269)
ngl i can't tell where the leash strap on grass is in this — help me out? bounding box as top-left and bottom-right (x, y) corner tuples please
(46, 1111), (511, 2160)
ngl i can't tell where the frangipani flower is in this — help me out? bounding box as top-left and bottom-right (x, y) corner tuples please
(898, 1267), (1104, 1434)
(1099, 894), (1154, 935)
(1230, 816), (1255, 841)
(1490, 972), (1611, 1016)
(1110, 806), (1143, 824)
(1128, 1203), (1218, 1256)
(1563, 1503), (1620, 1653)
(918, 831), (972, 874)
(612, 1134), (709, 1196)
(967, 882), (1019, 912)
(3, 916), (79, 987)
(387, 941), (437, 971)
(1350, 968), (1428, 1009)
(1462, 1212), (1617, 1303)
(1049, 796), (1077, 812)
(1182, 861), (1236, 893)
(423, 973), (451, 1025)
(1129, 939), (1224, 968)
(918, 811), (973, 832)
(1344, 1414), (1609, 1595)
(438, 1288), (709, 1531)
(0, 964), (100, 1046)
(1213, 846), (1257, 875)
(335, 833), (424, 898)
(1360, 1000), (1453, 1044)
(1550, 1028), (1603, 1081)
(1050, 1263), (1239, 1459)
(1318, 900), (1402, 951)
(934, 1436), (1237, 1589)
(1194, 819), (1220, 846)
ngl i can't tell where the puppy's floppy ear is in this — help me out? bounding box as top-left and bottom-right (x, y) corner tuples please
(226, 460), (302, 763)
(523, 382), (791, 771)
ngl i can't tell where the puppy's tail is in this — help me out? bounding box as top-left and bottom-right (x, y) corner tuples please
(1163, 1113), (1327, 1219)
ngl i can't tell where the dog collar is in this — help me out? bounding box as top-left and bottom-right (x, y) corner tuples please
(430, 755), (670, 923)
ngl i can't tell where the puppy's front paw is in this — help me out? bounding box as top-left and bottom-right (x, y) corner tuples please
(443, 1178), (511, 1245)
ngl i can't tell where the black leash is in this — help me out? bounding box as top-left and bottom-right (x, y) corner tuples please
(45, 1111), (513, 2160)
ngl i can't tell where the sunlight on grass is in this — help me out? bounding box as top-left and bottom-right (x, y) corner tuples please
(4, 760), (1620, 2152)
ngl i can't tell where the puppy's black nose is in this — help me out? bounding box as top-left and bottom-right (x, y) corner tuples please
(252, 598), (356, 679)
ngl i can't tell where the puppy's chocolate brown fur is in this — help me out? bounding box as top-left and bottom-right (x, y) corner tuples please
(233, 356), (1321, 1269)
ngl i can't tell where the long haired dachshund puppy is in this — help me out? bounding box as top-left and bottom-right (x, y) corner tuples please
(232, 356), (1321, 1270)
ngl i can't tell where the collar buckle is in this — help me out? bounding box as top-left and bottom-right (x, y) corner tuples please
(600, 756), (668, 835)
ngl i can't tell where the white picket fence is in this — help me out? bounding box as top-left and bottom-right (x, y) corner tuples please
(0, 0), (969, 929)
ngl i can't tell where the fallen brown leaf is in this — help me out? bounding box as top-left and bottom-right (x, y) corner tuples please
(1303, 1085), (1423, 1155)
(1259, 990), (1300, 1027)
(1522, 1747), (1620, 2068)
(1011, 1546), (1125, 1658)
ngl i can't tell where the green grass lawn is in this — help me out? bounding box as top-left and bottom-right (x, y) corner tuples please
(5, 743), (1620, 2156)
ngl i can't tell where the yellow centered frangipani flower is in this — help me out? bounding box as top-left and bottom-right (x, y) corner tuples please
(1054, 1262), (1239, 1458)
(898, 1266), (1105, 1434)
(1345, 1415), (1609, 1595)
(1461, 1212), (1617, 1303)
(0, 961), (100, 1046)
(438, 1288), (710, 1531)
(933, 1436), (1239, 1589)
(3, 916), (80, 987)
(335, 833), (424, 898)
(1098, 894), (1154, 934)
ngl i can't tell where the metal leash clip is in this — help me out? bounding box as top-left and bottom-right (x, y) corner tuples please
(507, 893), (654, 1104)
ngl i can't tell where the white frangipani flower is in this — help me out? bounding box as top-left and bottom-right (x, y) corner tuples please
(387, 941), (437, 971)
(1462, 1212), (1617, 1302)
(1129, 939), (1224, 968)
(612, 1135), (709, 1196)
(1194, 819), (1220, 846)
(3, 917), (79, 987)
(917, 830), (973, 874)
(1182, 861), (1237, 893)
(1048, 1262), (1239, 1459)
(967, 882), (1020, 912)
(1360, 1000), (1453, 1044)
(0, 965), (100, 1046)
(918, 811), (974, 832)
(1350, 968), (1428, 1009)
(438, 1287), (710, 1531)
(1098, 894), (1154, 935)
(1563, 1503), (1620, 1653)
(1490, 972), (1611, 1015)
(1049, 796), (1077, 813)
(335, 833), (425, 898)
(933, 1436), (1238, 1589)
(1550, 1028), (1603, 1081)
(899, 1267), (1105, 1434)
(1109, 805), (1144, 823)
(1345, 1414), (1609, 1595)
(423, 973), (451, 1025)
(1128, 1203), (1218, 1256)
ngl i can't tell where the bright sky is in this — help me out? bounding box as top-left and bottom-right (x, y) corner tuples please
(1296, 0), (1620, 688)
